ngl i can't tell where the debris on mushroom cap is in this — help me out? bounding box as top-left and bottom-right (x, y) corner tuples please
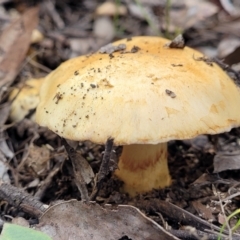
(36, 36), (240, 145)
(9, 78), (45, 122)
(165, 34), (185, 49)
(165, 89), (176, 98)
(99, 43), (126, 54)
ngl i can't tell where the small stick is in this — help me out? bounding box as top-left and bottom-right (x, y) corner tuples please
(62, 139), (89, 202)
(0, 181), (46, 218)
(90, 138), (114, 200)
(218, 192), (232, 240)
(44, 0), (65, 29)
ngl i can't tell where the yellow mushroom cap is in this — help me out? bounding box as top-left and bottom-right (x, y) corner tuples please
(36, 36), (240, 145)
(95, 1), (127, 16)
(31, 29), (44, 44)
(9, 78), (45, 122)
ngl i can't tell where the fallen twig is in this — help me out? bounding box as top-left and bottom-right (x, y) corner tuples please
(136, 199), (240, 238)
(0, 180), (47, 218)
(90, 138), (114, 200)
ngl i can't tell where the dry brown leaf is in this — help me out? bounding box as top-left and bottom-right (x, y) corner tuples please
(191, 173), (220, 186)
(192, 200), (214, 221)
(0, 7), (39, 93)
(218, 212), (227, 225)
(214, 150), (240, 173)
(183, 135), (214, 154)
(18, 144), (50, 177)
(169, 0), (218, 30)
(36, 200), (179, 240)
(223, 45), (240, 65)
(218, 37), (240, 59)
(74, 151), (94, 184)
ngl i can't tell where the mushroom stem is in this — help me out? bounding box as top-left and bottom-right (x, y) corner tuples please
(115, 143), (171, 196)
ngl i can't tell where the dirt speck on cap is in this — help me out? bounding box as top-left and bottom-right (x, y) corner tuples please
(165, 89), (176, 98)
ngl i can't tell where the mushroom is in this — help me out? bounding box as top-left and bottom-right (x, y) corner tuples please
(9, 78), (45, 122)
(95, 1), (127, 16)
(35, 36), (240, 196)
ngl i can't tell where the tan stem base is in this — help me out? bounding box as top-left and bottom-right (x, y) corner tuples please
(115, 143), (171, 196)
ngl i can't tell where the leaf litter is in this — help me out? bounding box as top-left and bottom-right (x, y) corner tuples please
(36, 200), (178, 240)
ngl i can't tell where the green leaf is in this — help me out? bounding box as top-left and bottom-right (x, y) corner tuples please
(0, 223), (52, 240)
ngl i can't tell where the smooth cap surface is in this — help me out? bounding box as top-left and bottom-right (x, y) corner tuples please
(36, 36), (240, 145)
